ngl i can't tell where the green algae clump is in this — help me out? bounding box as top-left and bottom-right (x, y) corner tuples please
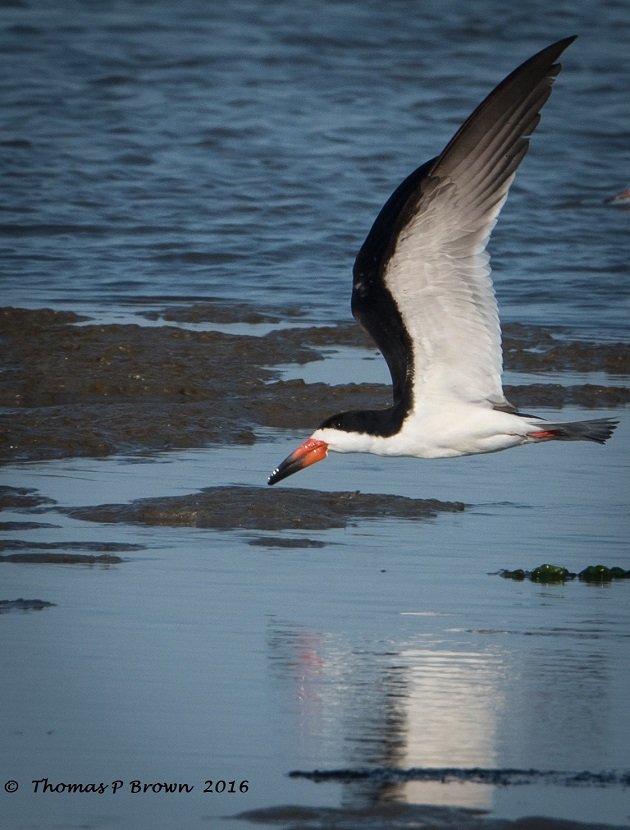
(530, 563), (573, 583)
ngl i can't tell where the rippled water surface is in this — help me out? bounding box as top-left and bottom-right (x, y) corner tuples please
(2, 0), (629, 336)
(1, 1), (629, 828)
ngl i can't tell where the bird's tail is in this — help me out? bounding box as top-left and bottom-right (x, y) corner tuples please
(530, 418), (619, 445)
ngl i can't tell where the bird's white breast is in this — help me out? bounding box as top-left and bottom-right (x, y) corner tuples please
(312, 404), (532, 459)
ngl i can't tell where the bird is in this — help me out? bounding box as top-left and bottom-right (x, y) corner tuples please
(268, 37), (618, 486)
(606, 185), (630, 204)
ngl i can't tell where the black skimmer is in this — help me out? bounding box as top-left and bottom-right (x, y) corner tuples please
(606, 185), (630, 204)
(268, 37), (618, 486)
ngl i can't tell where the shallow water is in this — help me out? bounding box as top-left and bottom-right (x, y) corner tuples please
(1, 1), (629, 828)
(2, 420), (629, 829)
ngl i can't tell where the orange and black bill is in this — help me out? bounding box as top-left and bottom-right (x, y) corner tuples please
(267, 438), (328, 485)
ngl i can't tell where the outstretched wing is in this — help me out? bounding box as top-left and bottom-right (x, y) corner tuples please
(352, 36), (575, 411)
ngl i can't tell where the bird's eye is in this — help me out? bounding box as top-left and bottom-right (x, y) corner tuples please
(320, 415), (343, 431)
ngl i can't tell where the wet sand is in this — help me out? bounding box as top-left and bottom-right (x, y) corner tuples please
(65, 486), (464, 531)
(2, 306), (628, 465)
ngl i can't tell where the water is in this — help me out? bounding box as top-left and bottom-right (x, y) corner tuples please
(1, 1), (629, 829)
(2, 436), (629, 828)
(1, 0), (629, 336)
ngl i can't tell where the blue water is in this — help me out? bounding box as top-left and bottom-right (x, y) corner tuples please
(1, 2), (629, 829)
(1, 0), (629, 337)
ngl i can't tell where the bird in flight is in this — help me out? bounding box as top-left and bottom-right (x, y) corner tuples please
(268, 37), (618, 486)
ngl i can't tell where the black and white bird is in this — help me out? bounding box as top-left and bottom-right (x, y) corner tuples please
(607, 185), (630, 204)
(268, 37), (618, 486)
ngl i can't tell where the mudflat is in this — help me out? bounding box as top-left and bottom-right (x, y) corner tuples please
(2, 305), (628, 464)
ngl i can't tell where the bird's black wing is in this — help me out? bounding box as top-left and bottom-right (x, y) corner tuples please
(351, 37), (576, 409)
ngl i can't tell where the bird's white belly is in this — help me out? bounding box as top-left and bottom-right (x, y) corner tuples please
(357, 406), (528, 459)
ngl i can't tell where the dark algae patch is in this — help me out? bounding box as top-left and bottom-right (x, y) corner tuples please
(578, 564), (630, 582)
(1, 306), (627, 463)
(0, 540), (142, 553)
(0, 521), (59, 531)
(0, 553), (124, 565)
(499, 563), (630, 583)
(531, 564), (573, 583)
(142, 299), (304, 325)
(502, 322), (630, 374)
(65, 486), (464, 531)
(0, 525), (141, 566)
(0, 307), (269, 462)
(247, 536), (328, 549)
(0, 539), (141, 564)
(0, 485), (55, 509)
(0, 598), (57, 614)
(236, 799), (629, 830)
